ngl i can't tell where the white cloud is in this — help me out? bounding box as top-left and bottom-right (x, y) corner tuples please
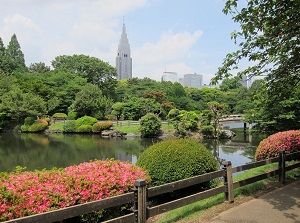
(132, 30), (203, 80)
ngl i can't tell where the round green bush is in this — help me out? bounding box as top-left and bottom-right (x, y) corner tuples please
(200, 125), (214, 138)
(255, 130), (300, 161)
(136, 138), (217, 186)
(77, 124), (92, 133)
(139, 113), (161, 138)
(28, 120), (48, 132)
(92, 121), (113, 133)
(63, 120), (76, 133)
(75, 116), (97, 129)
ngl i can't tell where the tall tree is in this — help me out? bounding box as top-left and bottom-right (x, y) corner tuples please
(5, 34), (26, 72)
(52, 54), (117, 98)
(28, 62), (51, 73)
(213, 0), (300, 97)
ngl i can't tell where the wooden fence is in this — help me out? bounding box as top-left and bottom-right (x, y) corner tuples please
(4, 150), (300, 223)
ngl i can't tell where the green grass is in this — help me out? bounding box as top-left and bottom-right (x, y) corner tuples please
(158, 163), (300, 222)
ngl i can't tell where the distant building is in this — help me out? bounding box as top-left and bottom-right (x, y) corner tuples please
(183, 73), (203, 89)
(116, 22), (132, 80)
(161, 72), (178, 83)
(241, 75), (248, 88)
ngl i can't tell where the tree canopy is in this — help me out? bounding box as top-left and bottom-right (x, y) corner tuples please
(212, 0), (300, 97)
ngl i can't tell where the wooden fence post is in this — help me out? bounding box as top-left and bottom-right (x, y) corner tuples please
(134, 179), (147, 223)
(278, 150), (286, 184)
(222, 161), (234, 203)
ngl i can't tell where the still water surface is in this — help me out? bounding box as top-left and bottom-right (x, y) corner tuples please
(0, 124), (266, 173)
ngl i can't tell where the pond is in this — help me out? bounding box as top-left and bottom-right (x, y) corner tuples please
(0, 123), (266, 173)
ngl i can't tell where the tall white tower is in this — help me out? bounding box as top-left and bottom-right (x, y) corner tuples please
(116, 22), (132, 80)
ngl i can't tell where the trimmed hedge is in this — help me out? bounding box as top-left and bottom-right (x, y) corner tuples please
(255, 130), (300, 161)
(21, 119), (48, 133)
(136, 138), (217, 187)
(139, 113), (161, 138)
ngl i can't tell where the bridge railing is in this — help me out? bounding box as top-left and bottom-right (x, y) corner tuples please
(4, 150), (300, 223)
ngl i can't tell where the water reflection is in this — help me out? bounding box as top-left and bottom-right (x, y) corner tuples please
(0, 128), (266, 173)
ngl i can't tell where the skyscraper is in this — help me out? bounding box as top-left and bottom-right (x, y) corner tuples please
(183, 73), (203, 89)
(116, 22), (132, 80)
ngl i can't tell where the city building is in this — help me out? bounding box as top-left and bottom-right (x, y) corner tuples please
(241, 75), (248, 88)
(116, 22), (132, 80)
(183, 73), (203, 89)
(161, 72), (178, 83)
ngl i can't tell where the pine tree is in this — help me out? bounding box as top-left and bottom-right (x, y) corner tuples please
(5, 34), (26, 72)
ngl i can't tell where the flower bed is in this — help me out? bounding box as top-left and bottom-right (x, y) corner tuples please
(255, 130), (300, 161)
(0, 160), (149, 221)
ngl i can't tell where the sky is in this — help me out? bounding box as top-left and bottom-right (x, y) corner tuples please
(0, 0), (243, 85)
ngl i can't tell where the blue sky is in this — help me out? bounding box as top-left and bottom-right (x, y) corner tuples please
(0, 0), (242, 84)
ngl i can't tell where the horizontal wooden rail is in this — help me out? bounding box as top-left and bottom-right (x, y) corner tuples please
(232, 156), (279, 173)
(4, 193), (134, 223)
(147, 186), (225, 217)
(148, 169), (224, 198)
(4, 150), (299, 223)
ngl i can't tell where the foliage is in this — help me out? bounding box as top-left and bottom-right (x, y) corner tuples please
(207, 102), (229, 138)
(67, 112), (78, 120)
(77, 124), (92, 133)
(200, 125), (214, 138)
(92, 121), (114, 133)
(139, 113), (161, 138)
(111, 102), (124, 121)
(212, 0), (300, 132)
(63, 120), (76, 133)
(51, 54), (117, 98)
(70, 83), (113, 119)
(52, 113), (67, 119)
(21, 119), (48, 133)
(136, 138), (217, 187)
(24, 117), (35, 125)
(213, 0), (300, 95)
(167, 109), (199, 135)
(28, 62), (50, 73)
(74, 116), (97, 129)
(0, 160), (149, 221)
(255, 130), (300, 161)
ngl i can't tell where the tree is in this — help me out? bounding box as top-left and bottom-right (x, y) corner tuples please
(111, 102), (124, 123)
(5, 34), (26, 72)
(213, 0), (300, 108)
(0, 88), (46, 119)
(28, 62), (50, 73)
(51, 54), (117, 98)
(70, 83), (112, 119)
(219, 77), (243, 92)
(207, 102), (229, 138)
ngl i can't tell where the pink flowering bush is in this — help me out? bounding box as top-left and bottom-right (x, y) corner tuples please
(0, 160), (149, 222)
(255, 130), (300, 161)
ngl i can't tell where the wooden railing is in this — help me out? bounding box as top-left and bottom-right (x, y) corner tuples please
(4, 150), (300, 223)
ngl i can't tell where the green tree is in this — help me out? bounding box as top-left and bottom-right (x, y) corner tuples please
(212, 0), (300, 131)
(207, 101), (229, 138)
(28, 62), (50, 73)
(5, 34), (26, 72)
(111, 102), (124, 123)
(219, 77), (243, 92)
(0, 88), (46, 119)
(70, 83), (112, 119)
(139, 113), (161, 138)
(51, 54), (117, 98)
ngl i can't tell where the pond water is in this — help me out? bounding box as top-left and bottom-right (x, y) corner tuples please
(0, 123), (266, 173)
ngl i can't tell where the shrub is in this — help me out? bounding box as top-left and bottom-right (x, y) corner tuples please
(21, 125), (30, 132)
(52, 113), (68, 119)
(24, 117), (35, 125)
(139, 113), (161, 138)
(92, 121), (114, 133)
(28, 121), (48, 132)
(136, 138), (217, 187)
(255, 130), (300, 161)
(200, 125), (214, 138)
(67, 112), (78, 120)
(77, 124), (92, 133)
(0, 160), (149, 222)
(75, 116), (97, 129)
(63, 120), (76, 133)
